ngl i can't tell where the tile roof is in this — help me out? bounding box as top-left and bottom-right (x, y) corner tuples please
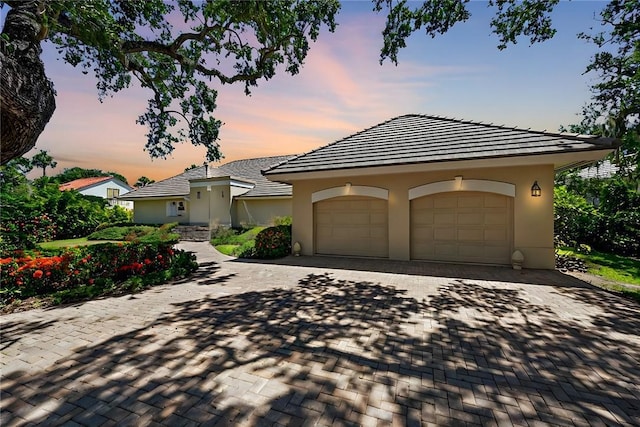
(59, 176), (114, 191)
(120, 155), (293, 199)
(263, 114), (617, 176)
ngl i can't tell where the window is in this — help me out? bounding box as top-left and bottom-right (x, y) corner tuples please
(197, 191), (201, 199)
(106, 188), (120, 198)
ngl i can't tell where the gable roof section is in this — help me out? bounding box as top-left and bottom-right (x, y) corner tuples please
(220, 156), (293, 197)
(59, 176), (120, 192)
(121, 155), (293, 200)
(263, 114), (617, 176)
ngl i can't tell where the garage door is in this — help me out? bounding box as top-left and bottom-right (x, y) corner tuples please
(315, 196), (388, 257)
(411, 192), (512, 265)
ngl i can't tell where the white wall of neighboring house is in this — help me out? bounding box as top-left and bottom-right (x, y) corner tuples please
(80, 179), (134, 210)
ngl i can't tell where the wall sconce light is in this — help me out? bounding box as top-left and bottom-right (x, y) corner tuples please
(531, 181), (541, 197)
(345, 182), (351, 194)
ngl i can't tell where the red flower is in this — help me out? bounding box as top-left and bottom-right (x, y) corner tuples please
(144, 258), (152, 265)
(157, 255), (163, 260)
(33, 270), (44, 279)
(88, 279), (95, 285)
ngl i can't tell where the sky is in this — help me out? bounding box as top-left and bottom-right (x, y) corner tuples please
(3, 1), (608, 185)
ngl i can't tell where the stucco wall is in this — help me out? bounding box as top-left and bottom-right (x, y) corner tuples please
(290, 165), (555, 269)
(133, 199), (190, 224)
(235, 198), (292, 226)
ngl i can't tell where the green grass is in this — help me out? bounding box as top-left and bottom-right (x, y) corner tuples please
(558, 248), (640, 286)
(558, 247), (640, 303)
(38, 238), (115, 249)
(211, 226), (263, 257)
(215, 244), (239, 256)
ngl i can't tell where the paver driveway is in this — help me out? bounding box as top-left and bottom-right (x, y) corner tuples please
(1, 242), (639, 427)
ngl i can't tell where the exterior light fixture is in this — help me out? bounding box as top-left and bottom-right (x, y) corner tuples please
(531, 181), (541, 197)
(345, 182), (352, 194)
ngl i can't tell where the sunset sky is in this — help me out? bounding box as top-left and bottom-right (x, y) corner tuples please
(4, 1), (607, 185)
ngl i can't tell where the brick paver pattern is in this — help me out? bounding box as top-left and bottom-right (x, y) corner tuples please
(1, 242), (639, 426)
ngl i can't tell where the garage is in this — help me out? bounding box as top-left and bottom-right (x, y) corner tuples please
(411, 192), (512, 265)
(314, 196), (388, 257)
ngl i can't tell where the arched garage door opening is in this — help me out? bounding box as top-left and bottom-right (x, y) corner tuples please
(411, 192), (513, 265)
(314, 196), (388, 258)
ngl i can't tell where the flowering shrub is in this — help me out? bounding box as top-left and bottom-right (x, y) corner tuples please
(0, 213), (57, 251)
(254, 225), (291, 259)
(0, 243), (197, 306)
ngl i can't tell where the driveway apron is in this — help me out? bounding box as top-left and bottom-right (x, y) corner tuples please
(1, 242), (639, 426)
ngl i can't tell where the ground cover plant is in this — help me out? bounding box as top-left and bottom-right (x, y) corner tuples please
(0, 242), (197, 312)
(88, 223), (179, 243)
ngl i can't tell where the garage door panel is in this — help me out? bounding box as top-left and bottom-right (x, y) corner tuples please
(315, 196), (388, 258)
(458, 212), (482, 225)
(484, 228), (508, 241)
(434, 197), (457, 209)
(485, 212), (507, 225)
(434, 228), (455, 241)
(458, 195), (483, 208)
(457, 228), (483, 241)
(484, 194), (508, 208)
(411, 192), (512, 265)
(434, 243), (457, 257)
(434, 213), (455, 225)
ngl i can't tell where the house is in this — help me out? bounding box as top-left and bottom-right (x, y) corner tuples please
(118, 156), (293, 227)
(264, 114), (617, 269)
(59, 176), (133, 210)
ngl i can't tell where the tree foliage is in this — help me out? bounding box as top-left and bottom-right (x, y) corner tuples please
(554, 177), (640, 257)
(53, 167), (129, 185)
(2, 0), (604, 166)
(30, 149), (57, 177)
(135, 176), (154, 187)
(563, 0), (639, 179)
(0, 163), (130, 251)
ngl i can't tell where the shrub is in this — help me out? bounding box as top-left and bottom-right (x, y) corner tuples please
(254, 225), (291, 259)
(273, 216), (292, 226)
(0, 242), (197, 306)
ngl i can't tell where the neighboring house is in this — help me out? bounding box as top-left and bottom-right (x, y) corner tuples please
(119, 156), (293, 227)
(264, 114), (617, 269)
(577, 159), (620, 180)
(59, 176), (133, 210)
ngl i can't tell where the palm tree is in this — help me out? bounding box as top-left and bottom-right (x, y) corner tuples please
(30, 150), (57, 177)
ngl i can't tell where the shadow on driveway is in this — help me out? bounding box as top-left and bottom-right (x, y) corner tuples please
(231, 254), (595, 288)
(2, 270), (639, 425)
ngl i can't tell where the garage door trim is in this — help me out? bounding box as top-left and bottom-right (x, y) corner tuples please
(409, 179), (515, 200)
(312, 185), (388, 203)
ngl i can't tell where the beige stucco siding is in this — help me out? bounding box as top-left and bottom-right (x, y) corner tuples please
(290, 164), (554, 269)
(235, 198), (292, 226)
(133, 199), (190, 224)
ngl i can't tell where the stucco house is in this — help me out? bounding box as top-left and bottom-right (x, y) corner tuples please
(264, 114), (617, 269)
(59, 176), (133, 210)
(119, 156), (292, 227)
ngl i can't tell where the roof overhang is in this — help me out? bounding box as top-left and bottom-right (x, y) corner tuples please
(235, 195), (292, 200)
(118, 195), (189, 201)
(265, 149), (614, 183)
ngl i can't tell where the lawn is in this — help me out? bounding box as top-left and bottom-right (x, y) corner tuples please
(38, 238), (116, 249)
(211, 226), (265, 256)
(558, 247), (640, 302)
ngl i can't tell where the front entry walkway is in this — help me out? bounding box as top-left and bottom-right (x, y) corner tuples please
(1, 242), (639, 426)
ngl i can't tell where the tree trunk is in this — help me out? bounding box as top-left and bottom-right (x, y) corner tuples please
(0, 0), (55, 165)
